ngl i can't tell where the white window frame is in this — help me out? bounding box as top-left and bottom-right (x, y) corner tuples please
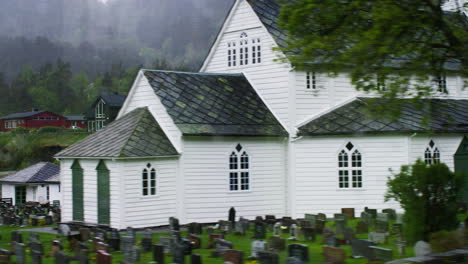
(306, 72), (318, 90)
(433, 74), (448, 94)
(338, 142), (363, 189)
(228, 144), (250, 192)
(142, 163), (157, 196)
(227, 32), (262, 68)
(96, 99), (106, 118)
(424, 139), (441, 165)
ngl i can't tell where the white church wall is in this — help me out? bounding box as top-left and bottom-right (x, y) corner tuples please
(1, 184), (15, 204)
(118, 158), (178, 229)
(202, 0), (291, 128)
(293, 135), (406, 217)
(182, 137), (287, 223)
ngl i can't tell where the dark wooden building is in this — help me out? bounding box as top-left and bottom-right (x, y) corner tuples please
(85, 94), (126, 132)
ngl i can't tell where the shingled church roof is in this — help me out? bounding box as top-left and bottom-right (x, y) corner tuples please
(0, 162), (60, 184)
(143, 70), (288, 137)
(56, 107), (178, 158)
(298, 97), (468, 136)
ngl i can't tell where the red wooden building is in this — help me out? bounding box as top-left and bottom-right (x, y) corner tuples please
(0, 110), (86, 132)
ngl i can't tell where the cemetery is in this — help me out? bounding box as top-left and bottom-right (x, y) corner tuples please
(0, 205), (465, 263)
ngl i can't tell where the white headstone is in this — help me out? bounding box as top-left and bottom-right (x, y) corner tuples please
(58, 224), (71, 236)
(414, 241), (432, 257)
(250, 240), (267, 257)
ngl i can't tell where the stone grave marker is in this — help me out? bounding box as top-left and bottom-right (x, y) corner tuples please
(257, 251), (279, 264)
(0, 249), (11, 264)
(250, 240), (267, 258)
(322, 246), (346, 264)
(29, 233), (40, 243)
(298, 220), (311, 229)
(188, 222), (202, 235)
(288, 244), (309, 261)
(212, 239), (233, 258)
(223, 249), (244, 264)
(141, 230), (153, 252)
(207, 234), (224, 249)
(382, 209), (397, 220)
(218, 220), (232, 233)
(235, 221), (246, 236)
(334, 219), (346, 235)
(374, 220), (389, 233)
(365, 208), (377, 219)
(360, 212), (372, 225)
(341, 208), (355, 219)
(153, 244), (165, 264)
(334, 213), (347, 223)
(351, 239), (375, 259)
(315, 219), (325, 233)
(288, 224), (298, 240)
(343, 227), (356, 243)
(58, 224), (71, 237)
(188, 234), (201, 249)
(54, 251), (70, 264)
(317, 213), (326, 221)
(356, 221), (368, 234)
(15, 243), (26, 264)
(96, 250), (111, 264)
(173, 239), (186, 264)
(377, 213), (389, 222)
(391, 223), (403, 237)
(273, 222), (280, 236)
(265, 215), (276, 225)
(159, 236), (175, 253)
(229, 207), (236, 227)
(79, 228), (91, 242)
(414, 241), (432, 257)
(108, 229), (120, 251)
(302, 227), (315, 242)
(395, 239), (406, 256)
(96, 241), (110, 253)
(368, 246), (393, 262)
(368, 232), (386, 244)
(191, 254), (202, 264)
(121, 236), (139, 263)
(30, 240), (44, 264)
(304, 214), (317, 226)
(254, 221), (266, 239)
(268, 236), (286, 251)
(169, 217), (180, 231)
(51, 239), (63, 254)
(322, 229), (337, 247)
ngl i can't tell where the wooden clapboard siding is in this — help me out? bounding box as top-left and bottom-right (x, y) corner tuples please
(202, 0), (291, 128)
(293, 136), (405, 217)
(118, 158), (178, 229)
(60, 159), (73, 222)
(1, 185), (15, 204)
(119, 72), (182, 152)
(182, 137), (287, 223)
(409, 135), (464, 171)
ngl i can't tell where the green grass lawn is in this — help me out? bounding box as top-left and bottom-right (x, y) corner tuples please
(0, 217), (416, 264)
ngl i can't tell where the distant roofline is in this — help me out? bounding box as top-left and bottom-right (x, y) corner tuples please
(141, 69), (244, 77)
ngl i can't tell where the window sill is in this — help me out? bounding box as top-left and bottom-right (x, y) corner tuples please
(227, 190), (252, 194)
(336, 188), (366, 191)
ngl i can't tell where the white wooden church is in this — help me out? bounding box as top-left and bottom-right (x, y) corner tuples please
(56, 0), (468, 229)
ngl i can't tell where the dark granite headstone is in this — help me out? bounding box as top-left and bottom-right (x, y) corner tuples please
(191, 254), (202, 264)
(356, 221), (368, 234)
(159, 237), (175, 253)
(153, 244), (164, 264)
(268, 236), (286, 251)
(288, 244), (308, 261)
(188, 223), (202, 235)
(322, 246), (345, 264)
(30, 241), (44, 264)
(169, 217), (180, 231)
(108, 229), (120, 251)
(382, 209), (396, 220)
(368, 246), (393, 262)
(223, 249), (243, 264)
(79, 228), (91, 242)
(374, 220), (389, 233)
(351, 239), (375, 259)
(141, 230), (153, 252)
(315, 219), (325, 233)
(254, 222), (266, 239)
(229, 207), (236, 227)
(257, 251), (279, 264)
(302, 227), (316, 242)
(173, 240), (186, 264)
(15, 243), (26, 264)
(54, 251), (70, 264)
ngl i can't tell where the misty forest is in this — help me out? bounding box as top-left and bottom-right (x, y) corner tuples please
(0, 0), (234, 115)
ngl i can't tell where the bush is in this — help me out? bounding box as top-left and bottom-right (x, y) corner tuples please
(11, 127), (30, 134)
(37, 126), (66, 134)
(385, 160), (463, 244)
(429, 230), (467, 252)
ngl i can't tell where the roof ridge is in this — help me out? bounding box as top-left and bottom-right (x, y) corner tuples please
(27, 162), (56, 183)
(143, 69), (244, 77)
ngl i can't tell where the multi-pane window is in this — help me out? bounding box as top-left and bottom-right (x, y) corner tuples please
(433, 74), (448, 94)
(338, 142), (363, 188)
(306, 72), (317, 90)
(227, 32), (261, 67)
(424, 140), (440, 164)
(96, 100), (105, 118)
(142, 163), (157, 196)
(229, 144), (250, 191)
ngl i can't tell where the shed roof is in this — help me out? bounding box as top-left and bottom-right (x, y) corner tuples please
(298, 97), (468, 136)
(55, 107), (178, 158)
(143, 70), (288, 137)
(0, 162), (60, 184)
(64, 115), (85, 121)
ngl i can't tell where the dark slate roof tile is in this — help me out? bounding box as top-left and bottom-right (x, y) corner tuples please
(0, 111), (46, 120)
(298, 98), (468, 136)
(56, 107), (178, 158)
(0, 162), (59, 184)
(143, 70), (288, 137)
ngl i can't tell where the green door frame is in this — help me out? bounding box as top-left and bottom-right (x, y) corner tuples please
(15, 185), (26, 205)
(454, 136), (468, 204)
(96, 160), (110, 225)
(71, 160), (84, 221)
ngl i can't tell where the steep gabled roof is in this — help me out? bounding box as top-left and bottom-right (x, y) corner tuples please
(0, 110), (46, 120)
(0, 162), (59, 184)
(143, 70), (288, 137)
(298, 98), (468, 136)
(246, 0), (288, 49)
(56, 107), (178, 158)
(100, 94), (127, 107)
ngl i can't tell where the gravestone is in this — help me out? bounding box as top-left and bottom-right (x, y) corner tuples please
(322, 229), (337, 247)
(108, 229), (120, 251)
(212, 239), (233, 258)
(223, 249), (243, 264)
(121, 236), (139, 263)
(273, 222), (281, 236)
(15, 243), (26, 264)
(0, 249), (11, 264)
(315, 219), (325, 233)
(334, 213), (347, 224)
(288, 244), (308, 261)
(257, 251), (279, 264)
(169, 217), (180, 231)
(254, 221), (266, 239)
(95, 241), (110, 253)
(368, 232), (386, 244)
(377, 213), (389, 222)
(374, 220), (389, 233)
(79, 228), (91, 242)
(382, 209), (397, 220)
(341, 208), (355, 219)
(268, 236), (286, 251)
(304, 214), (317, 226)
(235, 221), (246, 236)
(317, 213), (326, 221)
(302, 227), (315, 242)
(141, 230), (153, 252)
(58, 224), (71, 237)
(288, 224), (298, 240)
(188, 234), (201, 249)
(322, 246), (345, 264)
(356, 221), (368, 234)
(29, 233), (40, 243)
(51, 239), (63, 254)
(368, 246), (393, 262)
(228, 207), (236, 227)
(351, 239), (375, 259)
(360, 212), (372, 225)
(30, 241), (44, 264)
(342, 227), (355, 242)
(218, 220), (232, 233)
(250, 240), (267, 258)
(173, 239), (186, 264)
(391, 223), (403, 237)
(366, 208), (377, 219)
(54, 251), (70, 264)
(159, 237), (175, 253)
(298, 220), (311, 229)
(265, 215), (276, 225)
(96, 250), (111, 264)
(414, 241), (432, 257)
(207, 234), (224, 249)
(334, 219), (346, 235)
(188, 223), (202, 235)
(395, 239), (406, 256)
(153, 244), (164, 264)
(191, 254), (202, 264)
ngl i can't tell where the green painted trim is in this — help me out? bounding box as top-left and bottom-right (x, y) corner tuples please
(96, 160), (110, 225)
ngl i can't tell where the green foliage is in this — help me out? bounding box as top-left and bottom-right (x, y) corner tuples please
(10, 127), (31, 134)
(36, 126), (66, 134)
(385, 160), (463, 243)
(429, 229), (467, 253)
(278, 0), (468, 117)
